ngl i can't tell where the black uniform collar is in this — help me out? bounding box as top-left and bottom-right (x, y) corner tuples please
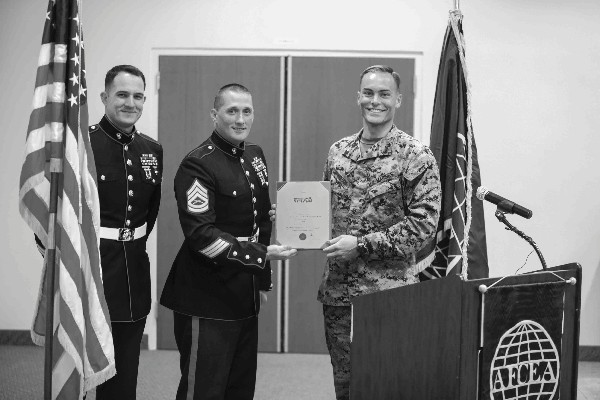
(211, 131), (245, 158)
(99, 115), (136, 145)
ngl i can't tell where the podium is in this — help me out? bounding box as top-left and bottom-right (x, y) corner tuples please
(350, 263), (581, 400)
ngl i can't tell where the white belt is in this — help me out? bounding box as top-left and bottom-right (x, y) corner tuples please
(100, 223), (147, 241)
(237, 229), (259, 243)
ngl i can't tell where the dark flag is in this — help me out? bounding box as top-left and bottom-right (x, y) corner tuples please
(18, 0), (115, 398)
(418, 10), (489, 280)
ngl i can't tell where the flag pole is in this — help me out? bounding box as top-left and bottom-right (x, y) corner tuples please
(454, 0), (460, 10)
(44, 152), (63, 400)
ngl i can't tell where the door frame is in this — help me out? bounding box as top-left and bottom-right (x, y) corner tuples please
(146, 48), (424, 350)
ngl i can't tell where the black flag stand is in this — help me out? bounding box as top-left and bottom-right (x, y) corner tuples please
(494, 207), (547, 270)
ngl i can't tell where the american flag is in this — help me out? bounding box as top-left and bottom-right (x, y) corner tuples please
(418, 10), (488, 281)
(18, 0), (115, 398)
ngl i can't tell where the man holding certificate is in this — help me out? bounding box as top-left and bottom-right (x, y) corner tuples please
(160, 83), (296, 400)
(319, 65), (442, 400)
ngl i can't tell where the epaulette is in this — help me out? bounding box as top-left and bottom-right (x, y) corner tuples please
(137, 131), (162, 147)
(89, 124), (100, 134)
(187, 143), (215, 160)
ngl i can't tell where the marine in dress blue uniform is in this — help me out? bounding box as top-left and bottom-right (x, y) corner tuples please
(92, 115), (163, 400)
(160, 130), (272, 400)
(161, 84), (297, 400)
(91, 65), (162, 400)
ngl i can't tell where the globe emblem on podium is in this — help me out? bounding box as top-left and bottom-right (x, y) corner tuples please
(490, 320), (560, 400)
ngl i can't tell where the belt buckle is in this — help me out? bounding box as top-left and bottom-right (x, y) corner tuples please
(118, 228), (134, 241)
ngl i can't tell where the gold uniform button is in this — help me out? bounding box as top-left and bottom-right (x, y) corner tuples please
(232, 148), (237, 154)
(233, 251), (238, 256)
(124, 145), (129, 151)
(125, 220), (131, 226)
(233, 191), (237, 196)
(128, 205), (132, 211)
(245, 171), (250, 176)
(128, 175), (133, 181)
(127, 160), (132, 166)
(254, 210), (257, 216)
(128, 190), (134, 196)
(116, 133), (122, 139)
(245, 255), (250, 260)
(100, 175), (105, 181)
(257, 258), (262, 263)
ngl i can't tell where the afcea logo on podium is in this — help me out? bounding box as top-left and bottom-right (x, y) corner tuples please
(489, 320), (560, 400)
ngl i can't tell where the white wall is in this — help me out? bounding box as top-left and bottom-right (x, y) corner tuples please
(1, 0), (598, 347)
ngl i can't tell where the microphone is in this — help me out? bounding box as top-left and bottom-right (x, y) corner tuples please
(476, 186), (533, 219)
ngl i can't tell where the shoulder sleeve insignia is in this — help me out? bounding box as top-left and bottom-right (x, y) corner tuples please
(187, 179), (209, 214)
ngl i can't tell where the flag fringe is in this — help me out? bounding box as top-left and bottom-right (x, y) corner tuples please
(449, 10), (474, 280)
(84, 363), (116, 393)
(411, 249), (436, 276)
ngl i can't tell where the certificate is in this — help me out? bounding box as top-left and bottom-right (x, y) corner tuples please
(275, 181), (331, 249)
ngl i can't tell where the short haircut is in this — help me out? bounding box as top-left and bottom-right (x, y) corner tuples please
(105, 65), (146, 90)
(359, 65), (401, 91)
(213, 83), (251, 110)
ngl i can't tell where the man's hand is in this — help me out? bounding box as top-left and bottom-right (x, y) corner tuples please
(322, 235), (359, 261)
(259, 290), (268, 306)
(266, 244), (297, 260)
(269, 203), (277, 222)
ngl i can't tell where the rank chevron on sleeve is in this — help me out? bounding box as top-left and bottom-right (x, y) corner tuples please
(187, 179), (209, 214)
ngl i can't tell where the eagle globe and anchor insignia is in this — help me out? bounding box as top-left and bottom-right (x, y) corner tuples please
(489, 319), (560, 400)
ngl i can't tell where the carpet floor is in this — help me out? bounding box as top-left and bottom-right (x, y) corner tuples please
(1, 345), (598, 399)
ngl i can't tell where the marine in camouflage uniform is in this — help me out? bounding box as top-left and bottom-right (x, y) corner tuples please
(319, 66), (441, 400)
